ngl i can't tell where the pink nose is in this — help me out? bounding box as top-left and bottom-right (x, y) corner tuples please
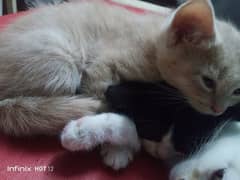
(211, 105), (223, 114)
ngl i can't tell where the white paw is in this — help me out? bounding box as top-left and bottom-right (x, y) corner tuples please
(61, 113), (140, 153)
(61, 118), (99, 151)
(101, 145), (134, 170)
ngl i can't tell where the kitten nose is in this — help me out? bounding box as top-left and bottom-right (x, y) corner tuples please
(211, 105), (223, 114)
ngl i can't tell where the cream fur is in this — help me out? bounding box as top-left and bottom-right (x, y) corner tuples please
(1, 0), (240, 171)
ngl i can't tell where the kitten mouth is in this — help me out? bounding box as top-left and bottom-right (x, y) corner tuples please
(210, 105), (225, 116)
(198, 107), (224, 116)
(188, 100), (224, 116)
(210, 111), (224, 116)
(198, 109), (223, 116)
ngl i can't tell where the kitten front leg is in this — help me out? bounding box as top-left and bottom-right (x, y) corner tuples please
(81, 60), (121, 99)
(142, 134), (179, 161)
(170, 121), (240, 180)
(61, 113), (140, 170)
(81, 49), (158, 99)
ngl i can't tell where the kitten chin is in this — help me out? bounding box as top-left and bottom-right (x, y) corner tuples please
(187, 100), (225, 116)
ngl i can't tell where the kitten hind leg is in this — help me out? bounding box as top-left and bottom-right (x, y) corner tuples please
(0, 50), (102, 136)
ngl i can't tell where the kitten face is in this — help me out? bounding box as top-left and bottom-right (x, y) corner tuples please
(158, 0), (240, 116)
(169, 42), (240, 116)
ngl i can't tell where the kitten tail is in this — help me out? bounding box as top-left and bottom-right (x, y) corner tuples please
(0, 96), (101, 136)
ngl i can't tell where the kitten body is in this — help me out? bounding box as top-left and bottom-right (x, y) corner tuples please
(0, 1), (171, 169)
(1, 0), (240, 171)
(0, 1), (164, 135)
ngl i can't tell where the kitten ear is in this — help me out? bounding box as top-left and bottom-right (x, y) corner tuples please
(168, 0), (216, 47)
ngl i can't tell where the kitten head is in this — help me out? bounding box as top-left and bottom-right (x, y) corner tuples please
(157, 0), (240, 116)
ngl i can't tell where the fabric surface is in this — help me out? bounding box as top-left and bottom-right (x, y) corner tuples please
(0, 1), (168, 180)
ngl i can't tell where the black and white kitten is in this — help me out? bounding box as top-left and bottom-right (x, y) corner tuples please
(106, 81), (239, 154)
(106, 81), (240, 180)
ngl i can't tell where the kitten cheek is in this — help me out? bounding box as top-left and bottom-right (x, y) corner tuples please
(187, 99), (213, 115)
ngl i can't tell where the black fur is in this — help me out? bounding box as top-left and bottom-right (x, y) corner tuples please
(105, 81), (240, 154)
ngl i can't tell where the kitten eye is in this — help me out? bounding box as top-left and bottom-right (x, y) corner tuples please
(233, 88), (240, 95)
(210, 169), (225, 180)
(202, 76), (215, 89)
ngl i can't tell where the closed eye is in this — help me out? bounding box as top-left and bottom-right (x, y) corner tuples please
(202, 76), (215, 90)
(233, 88), (240, 95)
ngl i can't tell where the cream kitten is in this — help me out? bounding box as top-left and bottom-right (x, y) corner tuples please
(1, 0), (240, 171)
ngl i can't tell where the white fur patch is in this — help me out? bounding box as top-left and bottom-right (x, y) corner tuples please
(170, 122), (240, 180)
(61, 112), (140, 151)
(101, 144), (134, 170)
(61, 113), (140, 170)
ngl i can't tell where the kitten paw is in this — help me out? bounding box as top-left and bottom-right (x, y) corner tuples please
(61, 113), (140, 153)
(101, 145), (134, 170)
(61, 118), (99, 151)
